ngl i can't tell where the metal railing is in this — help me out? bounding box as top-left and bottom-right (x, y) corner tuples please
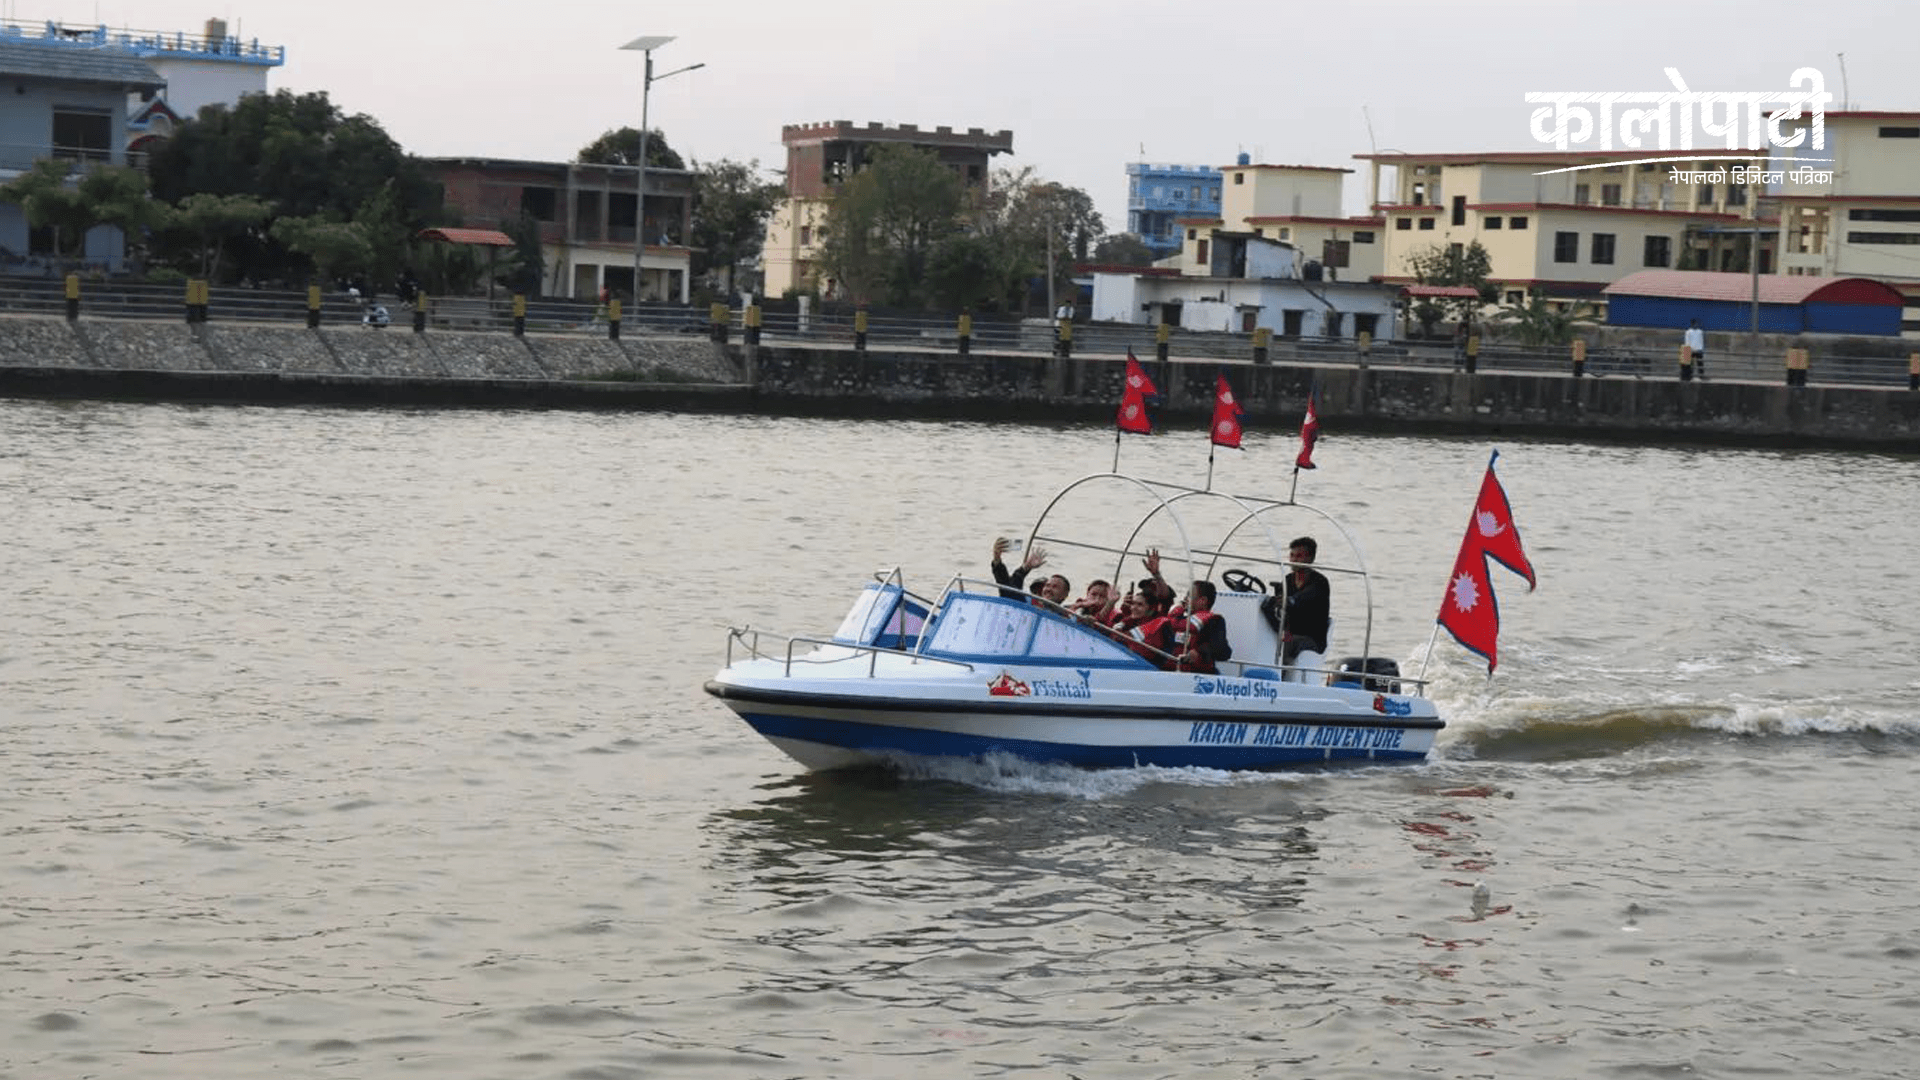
(3, 275), (1913, 389)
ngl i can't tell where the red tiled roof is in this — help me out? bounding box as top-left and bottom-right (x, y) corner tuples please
(418, 227), (516, 247)
(1602, 270), (1906, 305)
(1400, 285), (1483, 298)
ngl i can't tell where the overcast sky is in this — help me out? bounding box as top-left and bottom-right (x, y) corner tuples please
(22, 0), (1918, 224)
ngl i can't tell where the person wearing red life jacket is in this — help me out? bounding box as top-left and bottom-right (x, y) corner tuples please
(1170, 580), (1232, 674)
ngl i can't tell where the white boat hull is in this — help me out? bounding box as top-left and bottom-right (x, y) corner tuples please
(707, 652), (1439, 772)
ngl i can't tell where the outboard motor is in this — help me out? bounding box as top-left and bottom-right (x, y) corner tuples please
(1333, 657), (1401, 693)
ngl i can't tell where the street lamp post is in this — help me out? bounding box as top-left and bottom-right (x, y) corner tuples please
(619, 34), (703, 306)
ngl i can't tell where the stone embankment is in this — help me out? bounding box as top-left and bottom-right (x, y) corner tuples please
(2, 317), (1917, 449)
(0, 316), (744, 408)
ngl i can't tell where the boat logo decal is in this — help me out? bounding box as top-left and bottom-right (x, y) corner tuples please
(1028, 669), (1093, 700)
(1192, 676), (1280, 703)
(987, 672), (1031, 697)
(1373, 694), (1413, 716)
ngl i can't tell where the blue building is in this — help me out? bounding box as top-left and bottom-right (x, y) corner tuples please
(1126, 157), (1230, 260)
(0, 18), (283, 273)
(1603, 270), (1907, 336)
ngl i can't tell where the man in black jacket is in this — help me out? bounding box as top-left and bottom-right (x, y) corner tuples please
(1267, 536), (1331, 666)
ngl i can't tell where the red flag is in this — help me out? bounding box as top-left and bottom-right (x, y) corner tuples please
(1118, 349), (1156, 434)
(1210, 372), (1243, 449)
(1295, 390), (1319, 470)
(1437, 450), (1535, 673)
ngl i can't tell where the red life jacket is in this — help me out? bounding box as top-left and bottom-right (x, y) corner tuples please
(1173, 610), (1227, 674)
(1128, 615), (1177, 667)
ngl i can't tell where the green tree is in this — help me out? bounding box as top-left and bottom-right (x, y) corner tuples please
(1492, 288), (1595, 346)
(1403, 240), (1498, 336)
(146, 90), (441, 284)
(819, 145), (965, 306)
(925, 233), (1003, 311)
(1093, 233), (1156, 267)
(0, 159), (155, 264)
(576, 126), (685, 170)
(690, 157), (781, 295)
(159, 193), (273, 278)
(1004, 178), (1104, 313)
(269, 216), (373, 285)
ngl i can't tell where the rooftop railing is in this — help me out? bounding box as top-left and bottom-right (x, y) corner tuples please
(0, 18), (285, 64)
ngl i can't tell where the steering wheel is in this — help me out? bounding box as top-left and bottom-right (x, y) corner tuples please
(1221, 568), (1266, 594)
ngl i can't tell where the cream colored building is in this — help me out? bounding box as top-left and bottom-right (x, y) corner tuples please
(1771, 112), (1920, 330)
(1356, 150), (1770, 317)
(1173, 163), (1384, 280)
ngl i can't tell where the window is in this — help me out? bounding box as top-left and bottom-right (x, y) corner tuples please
(1411, 182), (1426, 205)
(1279, 227), (1290, 240)
(1879, 126), (1920, 138)
(1504, 290), (1524, 305)
(1554, 231), (1579, 262)
(1850, 208), (1920, 222)
(1847, 232), (1920, 244)
(1697, 184), (1716, 205)
(1234, 172), (1245, 185)
(1574, 183), (1590, 205)
(1601, 183), (1622, 206)
(519, 186), (558, 221)
(1643, 235), (1671, 267)
(1254, 228), (1264, 237)
(1197, 238), (1210, 262)
(798, 225), (811, 246)
(51, 108), (112, 161)
(1483, 215), (1503, 229)
(1352, 230), (1375, 243)
(1728, 184), (1747, 206)
(1186, 228), (1197, 240)
(1452, 194), (1467, 226)
(1153, 185), (1164, 198)
(1191, 186), (1201, 200)
(1418, 218), (1435, 230)
(1591, 233), (1615, 264)
(1395, 217), (1412, 231)
(1509, 216), (1529, 230)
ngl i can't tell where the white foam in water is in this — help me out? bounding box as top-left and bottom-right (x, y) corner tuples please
(885, 750), (1322, 800)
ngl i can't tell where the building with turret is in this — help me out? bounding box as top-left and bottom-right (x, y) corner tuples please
(761, 120), (1013, 298)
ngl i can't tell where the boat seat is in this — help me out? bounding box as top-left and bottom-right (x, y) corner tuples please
(1243, 667), (1280, 681)
(1283, 619), (1331, 684)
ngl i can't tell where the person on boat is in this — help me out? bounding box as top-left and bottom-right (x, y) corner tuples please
(990, 537), (1047, 600)
(1068, 579), (1112, 620)
(1265, 536), (1332, 667)
(1038, 574), (1071, 610)
(1171, 580), (1233, 674)
(1103, 587), (1176, 667)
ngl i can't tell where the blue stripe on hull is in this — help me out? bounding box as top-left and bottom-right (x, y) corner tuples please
(738, 712), (1428, 771)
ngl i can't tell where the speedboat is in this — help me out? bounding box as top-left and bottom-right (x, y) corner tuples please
(704, 472), (1443, 772)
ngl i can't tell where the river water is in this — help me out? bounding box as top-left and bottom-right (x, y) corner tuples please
(4, 400), (1917, 1080)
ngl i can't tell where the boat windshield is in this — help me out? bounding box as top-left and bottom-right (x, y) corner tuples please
(830, 583), (927, 649)
(921, 593), (1143, 665)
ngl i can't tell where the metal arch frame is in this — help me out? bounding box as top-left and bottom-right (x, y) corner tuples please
(1215, 500), (1378, 664)
(1010, 471), (1382, 667)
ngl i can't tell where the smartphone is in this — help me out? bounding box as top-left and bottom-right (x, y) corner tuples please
(1003, 537), (1025, 554)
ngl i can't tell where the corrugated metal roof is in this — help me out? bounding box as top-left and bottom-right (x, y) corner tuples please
(1603, 270), (1904, 306)
(0, 37), (164, 89)
(417, 227), (516, 247)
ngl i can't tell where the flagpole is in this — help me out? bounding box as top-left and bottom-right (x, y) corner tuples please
(1205, 442), (1216, 491)
(1287, 465), (1300, 504)
(1112, 427), (1121, 473)
(1417, 623), (1441, 684)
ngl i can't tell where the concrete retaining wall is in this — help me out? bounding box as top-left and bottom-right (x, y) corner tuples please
(1, 317), (1915, 450)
